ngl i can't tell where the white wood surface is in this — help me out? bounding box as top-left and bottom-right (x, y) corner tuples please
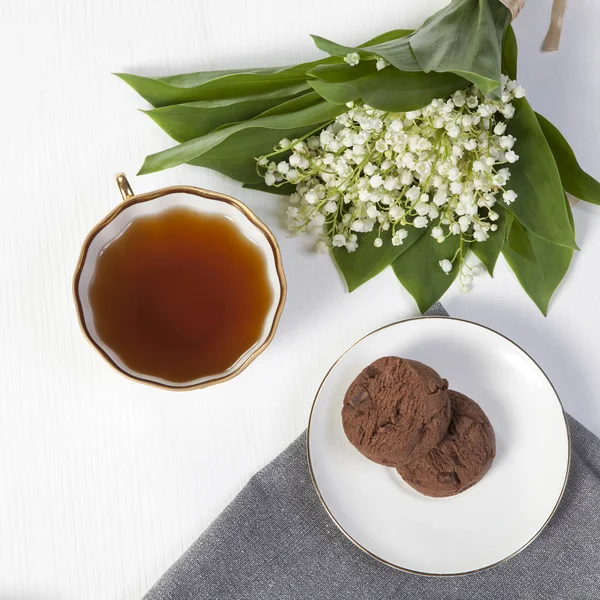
(1, 1), (599, 597)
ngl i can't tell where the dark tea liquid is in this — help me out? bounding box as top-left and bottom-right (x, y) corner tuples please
(89, 207), (274, 384)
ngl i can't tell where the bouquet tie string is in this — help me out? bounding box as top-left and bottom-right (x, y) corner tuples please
(499, 0), (567, 52)
(499, 0), (525, 20)
(543, 0), (567, 52)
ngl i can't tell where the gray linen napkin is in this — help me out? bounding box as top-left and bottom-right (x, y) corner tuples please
(145, 304), (600, 600)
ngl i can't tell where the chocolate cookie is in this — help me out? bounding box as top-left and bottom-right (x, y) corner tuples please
(342, 357), (451, 467)
(397, 390), (496, 497)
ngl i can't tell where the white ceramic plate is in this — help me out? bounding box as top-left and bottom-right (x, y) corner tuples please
(307, 317), (570, 576)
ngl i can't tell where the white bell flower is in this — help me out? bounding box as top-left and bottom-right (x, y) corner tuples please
(389, 206), (404, 221)
(473, 229), (489, 242)
(369, 174), (384, 188)
(391, 229), (409, 245)
(383, 176), (399, 191)
(400, 170), (414, 186)
(344, 52), (360, 66)
(316, 240), (329, 254)
(439, 259), (453, 273)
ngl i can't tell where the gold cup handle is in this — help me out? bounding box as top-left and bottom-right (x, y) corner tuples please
(116, 173), (135, 201)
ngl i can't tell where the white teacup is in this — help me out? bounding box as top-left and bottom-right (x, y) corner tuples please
(73, 174), (286, 390)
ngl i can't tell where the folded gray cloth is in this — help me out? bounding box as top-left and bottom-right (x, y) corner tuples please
(144, 304), (600, 600)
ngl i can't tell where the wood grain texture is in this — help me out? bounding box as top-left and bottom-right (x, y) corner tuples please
(1, 0), (599, 597)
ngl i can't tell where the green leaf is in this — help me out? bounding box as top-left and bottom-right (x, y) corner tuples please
(139, 93), (345, 177)
(471, 206), (507, 275)
(332, 227), (425, 292)
(409, 0), (511, 97)
(249, 89), (322, 117)
(359, 29), (415, 47)
(116, 60), (336, 108)
(186, 152), (268, 183)
(119, 29), (411, 109)
(311, 31), (421, 72)
(506, 218), (538, 268)
(312, 1), (511, 97)
(501, 24), (518, 80)
(308, 61), (377, 82)
(308, 80), (360, 107)
(536, 112), (600, 205)
(502, 97), (577, 250)
(242, 181), (295, 196)
(503, 226), (573, 315)
(186, 93), (339, 182)
(308, 64), (465, 113)
(392, 232), (463, 313)
(143, 85), (310, 142)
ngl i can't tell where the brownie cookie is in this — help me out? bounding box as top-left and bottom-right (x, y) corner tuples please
(397, 390), (496, 497)
(342, 357), (451, 467)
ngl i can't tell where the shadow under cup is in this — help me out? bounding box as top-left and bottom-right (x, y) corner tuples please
(73, 178), (286, 390)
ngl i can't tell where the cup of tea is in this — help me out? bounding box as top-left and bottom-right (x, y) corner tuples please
(73, 174), (286, 390)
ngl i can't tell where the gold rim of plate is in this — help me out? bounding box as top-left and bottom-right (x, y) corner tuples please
(306, 316), (571, 576)
(73, 174), (287, 391)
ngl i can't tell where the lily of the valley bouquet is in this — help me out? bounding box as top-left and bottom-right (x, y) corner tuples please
(118, 0), (600, 313)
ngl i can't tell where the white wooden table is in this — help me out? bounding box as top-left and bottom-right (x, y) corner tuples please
(1, 1), (599, 597)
